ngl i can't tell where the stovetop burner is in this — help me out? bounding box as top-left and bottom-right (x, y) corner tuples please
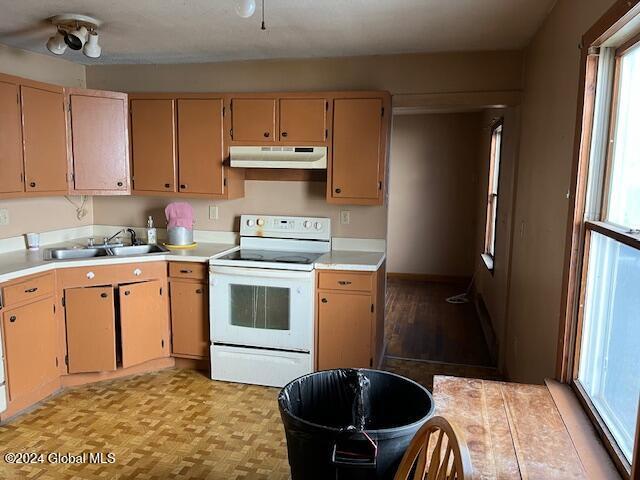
(218, 249), (323, 265)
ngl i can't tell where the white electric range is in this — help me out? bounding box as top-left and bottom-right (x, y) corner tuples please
(209, 215), (330, 387)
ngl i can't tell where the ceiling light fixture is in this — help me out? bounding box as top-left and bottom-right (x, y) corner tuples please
(235, 0), (256, 18)
(46, 14), (103, 59)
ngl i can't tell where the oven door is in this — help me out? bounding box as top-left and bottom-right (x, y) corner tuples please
(210, 266), (314, 352)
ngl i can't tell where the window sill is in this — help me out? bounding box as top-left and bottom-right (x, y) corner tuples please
(481, 253), (494, 271)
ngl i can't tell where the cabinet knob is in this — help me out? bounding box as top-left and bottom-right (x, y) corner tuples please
(30, 182), (36, 188)
(321, 298), (328, 303)
(180, 184), (187, 189)
(133, 268), (142, 276)
(100, 292), (108, 298)
(9, 316), (16, 323)
(335, 188), (341, 194)
(196, 288), (203, 294)
(124, 290), (131, 296)
(86, 271), (95, 279)
(164, 183), (171, 188)
(264, 132), (270, 138)
(281, 132), (288, 138)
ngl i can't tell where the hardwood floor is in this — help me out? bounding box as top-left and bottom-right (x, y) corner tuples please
(384, 278), (494, 367)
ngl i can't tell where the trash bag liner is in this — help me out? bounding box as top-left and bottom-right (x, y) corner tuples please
(279, 369), (434, 480)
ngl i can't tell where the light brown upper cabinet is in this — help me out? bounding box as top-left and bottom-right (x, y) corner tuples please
(177, 98), (225, 195)
(2, 297), (58, 402)
(279, 98), (328, 143)
(119, 280), (170, 369)
(230, 98), (277, 142)
(64, 286), (117, 374)
(329, 95), (390, 205)
(130, 99), (177, 193)
(66, 89), (130, 195)
(0, 81), (24, 195)
(21, 85), (68, 194)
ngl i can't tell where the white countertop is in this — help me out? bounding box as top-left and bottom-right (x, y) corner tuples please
(314, 250), (386, 272)
(0, 239), (237, 284)
(0, 237), (386, 284)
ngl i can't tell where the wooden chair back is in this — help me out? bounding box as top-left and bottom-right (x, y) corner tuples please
(394, 415), (473, 480)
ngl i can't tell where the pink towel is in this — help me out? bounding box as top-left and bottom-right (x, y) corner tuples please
(165, 202), (194, 229)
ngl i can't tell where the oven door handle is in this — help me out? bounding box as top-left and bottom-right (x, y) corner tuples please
(209, 265), (313, 280)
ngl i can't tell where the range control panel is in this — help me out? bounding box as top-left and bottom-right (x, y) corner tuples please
(240, 215), (331, 241)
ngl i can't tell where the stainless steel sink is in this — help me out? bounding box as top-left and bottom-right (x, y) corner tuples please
(45, 244), (169, 261)
(108, 245), (169, 256)
(45, 248), (110, 260)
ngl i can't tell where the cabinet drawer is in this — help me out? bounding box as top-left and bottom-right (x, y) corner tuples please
(318, 271), (373, 292)
(169, 262), (207, 280)
(2, 273), (54, 306)
(57, 262), (167, 288)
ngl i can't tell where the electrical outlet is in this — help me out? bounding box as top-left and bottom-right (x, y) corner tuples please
(209, 205), (219, 220)
(340, 210), (351, 225)
(0, 209), (9, 226)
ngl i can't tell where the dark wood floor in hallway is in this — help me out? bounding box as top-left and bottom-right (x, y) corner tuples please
(384, 278), (495, 367)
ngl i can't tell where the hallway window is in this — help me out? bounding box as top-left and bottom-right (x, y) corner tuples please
(484, 119), (503, 264)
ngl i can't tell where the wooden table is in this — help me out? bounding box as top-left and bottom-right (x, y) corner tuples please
(433, 376), (588, 479)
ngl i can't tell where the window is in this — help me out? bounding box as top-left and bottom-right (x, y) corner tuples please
(483, 120), (503, 268)
(565, 20), (640, 476)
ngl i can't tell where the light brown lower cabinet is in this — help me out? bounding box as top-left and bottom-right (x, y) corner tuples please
(317, 291), (374, 370)
(119, 280), (170, 368)
(2, 297), (58, 402)
(170, 281), (209, 358)
(64, 286), (117, 374)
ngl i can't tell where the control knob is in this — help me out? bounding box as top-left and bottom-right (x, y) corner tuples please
(314, 222), (323, 230)
(256, 218), (265, 227)
(246, 219), (255, 227)
(303, 220), (312, 229)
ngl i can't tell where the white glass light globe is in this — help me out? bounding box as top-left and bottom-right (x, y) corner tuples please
(235, 0), (256, 18)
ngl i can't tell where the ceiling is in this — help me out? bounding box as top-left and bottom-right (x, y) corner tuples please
(0, 0), (557, 65)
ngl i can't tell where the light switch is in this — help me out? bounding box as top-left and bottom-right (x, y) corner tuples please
(340, 210), (351, 225)
(209, 205), (219, 220)
(0, 209), (9, 226)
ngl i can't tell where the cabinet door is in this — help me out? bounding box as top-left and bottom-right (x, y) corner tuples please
(177, 98), (224, 195)
(231, 98), (276, 142)
(317, 292), (372, 370)
(0, 81), (24, 194)
(21, 86), (68, 193)
(279, 98), (327, 143)
(130, 99), (177, 193)
(68, 90), (130, 194)
(64, 286), (116, 373)
(2, 298), (58, 401)
(170, 281), (208, 357)
(119, 280), (169, 368)
(331, 98), (383, 201)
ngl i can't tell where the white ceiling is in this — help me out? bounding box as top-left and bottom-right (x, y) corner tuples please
(0, 0), (557, 65)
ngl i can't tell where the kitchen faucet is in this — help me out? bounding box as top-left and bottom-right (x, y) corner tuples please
(98, 228), (139, 247)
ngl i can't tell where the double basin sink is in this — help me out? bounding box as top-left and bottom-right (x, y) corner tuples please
(45, 244), (169, 261)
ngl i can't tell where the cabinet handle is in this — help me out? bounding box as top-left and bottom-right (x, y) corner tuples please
(180, 269), (193, 274)
(281, 132), (288, 138)
(117, 181), (123, 187)
(30, 182), (36, 188)
(338, 281), (352, 286)
(9, 316), (16, 323)
(164, 183), (171, 188)
(196, 288), (203, 294)
(100, 293), (108, 298)
(124, 290), (131, 296)
(335, 188), (341, 194)
(321, 298), (328, 303)
(264, 132), (270, 138)
(24, 287), (38, 293)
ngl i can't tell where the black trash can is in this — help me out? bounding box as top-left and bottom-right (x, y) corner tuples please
(278, 369), (434, 480)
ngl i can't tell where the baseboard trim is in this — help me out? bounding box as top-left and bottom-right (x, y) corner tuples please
(473, 294), (500, 367)
(387, 272), (472, 285)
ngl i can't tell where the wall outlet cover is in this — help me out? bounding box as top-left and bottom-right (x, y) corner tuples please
(340, 210), (351, 225)
(209, 205), (219, 220)
(0, 209), (9, 226)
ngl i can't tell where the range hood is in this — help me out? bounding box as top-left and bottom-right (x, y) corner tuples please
(230, 146), (327, 169)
